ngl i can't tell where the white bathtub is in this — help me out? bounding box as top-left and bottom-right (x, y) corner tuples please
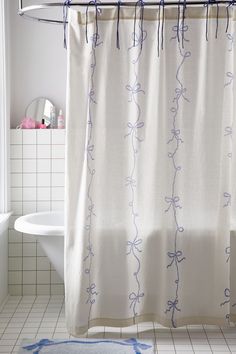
(0, 213), (11, 307)
(15, 211), (64, 280)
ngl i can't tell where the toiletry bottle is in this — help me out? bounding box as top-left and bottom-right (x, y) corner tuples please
(39, 119), (47, 129)
(57, 109), (65, 129)
(50, 106), (57, 129)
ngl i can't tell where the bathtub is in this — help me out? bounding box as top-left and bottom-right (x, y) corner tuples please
(15, 211), (64, 280)
(0, 213), (11, 307)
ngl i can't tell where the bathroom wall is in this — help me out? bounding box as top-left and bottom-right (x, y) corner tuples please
(9, 129), (65, 295)
(6, 0), (67, 128)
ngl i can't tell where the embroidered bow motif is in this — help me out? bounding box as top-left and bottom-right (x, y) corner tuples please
(165, 299), (181, 313)
(223, 192), (231, 207)
(130, 30), (147, 49)
(165, 196), (182, 212)
(126, 83), (145, 96)
(225, 246), (230, 263)
(125, 176), (137, 188)
(167, 250), (185, 268)
(173, 87), (189, 102)
(167, 128), (184, 144)
(125, 338), (152, 352)
(220, 288), (230, 306)
(125, 121), (144, 142)
(224, 72), (234, 87)
(227, 33), (235, 52)
(127, 238), (142, 254)
(224, 126), (233, 136)
(129, 292), (145, 309)
(91, 33), (103, 47)
(86, 283), (98, 303)
(88, 89), (97, 104)
(83, 244), (94, 262)
(171, 23), (189, 42)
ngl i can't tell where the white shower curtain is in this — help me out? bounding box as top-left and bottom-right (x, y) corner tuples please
(65, 6), (236, 336)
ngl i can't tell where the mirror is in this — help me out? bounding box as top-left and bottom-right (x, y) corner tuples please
(25, 97), (56, 127)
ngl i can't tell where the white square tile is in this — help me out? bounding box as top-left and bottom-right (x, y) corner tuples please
(38, 173), (50, 187)
(52, 173), (64, 187)
(9, 244), (22, 257)
(11, 187), (22, 201)
(37, 187), (50, 201)
(23, 159), (36, 173)
(52, 159), (64, 173)
(37, 285), (51, 295)
(11, 202), (22, 215)
(23, 187), (36, 201)
(11, 130), (22, 144)
(11, 160), (22, 173)
(23, 145), (37, 159)
(10, 145), (22, 159)
(37, 159), (51, 173)
(8, 271), (22, 285)
(51, 187), (64, 201)
(8, 258), (22, 271)
(23, 174), (37, 187)
(37, 271), (50, 284)
(51, 270), (63, 284)
(37, 145), (51, 158)
(37, 244), (46, 257)
(23, 130), (37, 144)
(11, 174), (23, 187)
(23, 201), (37, 214)
(51, 285), (65, 295)
(51, 201), (64, 211)
(23, 257), (36, 271)
(52, 130), (65, 144)
(9, 230), (22, 243)
(23, 271), (36, 285)
(23, 243), (36, 257)
(8, 285), (22, 296)
(23, 285), (36, 295)
(37, 130), (51, 144)
(37, 201), (51, 212)
(37, 257), (50, 271)
(52, 145), (65, 159)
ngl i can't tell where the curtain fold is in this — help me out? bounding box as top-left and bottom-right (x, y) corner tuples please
(65, 6), (236, 336)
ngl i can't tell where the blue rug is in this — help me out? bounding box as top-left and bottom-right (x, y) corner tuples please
(19, 338), (154, 353)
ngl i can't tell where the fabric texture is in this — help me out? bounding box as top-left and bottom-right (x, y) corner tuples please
(65, 6), (236, 336)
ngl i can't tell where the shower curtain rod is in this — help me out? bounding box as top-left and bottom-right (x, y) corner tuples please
(18, 0), (234, 24)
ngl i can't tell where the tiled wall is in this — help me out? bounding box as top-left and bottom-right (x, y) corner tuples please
(9, 129), (65, 296)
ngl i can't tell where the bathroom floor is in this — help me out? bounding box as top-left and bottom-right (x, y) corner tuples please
(0, 296), (236, 354)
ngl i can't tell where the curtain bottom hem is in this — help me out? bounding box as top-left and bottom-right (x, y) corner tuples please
(66, 313), (236, 337)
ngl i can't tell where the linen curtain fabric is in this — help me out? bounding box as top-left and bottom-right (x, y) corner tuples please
(65, 6), (236, 336)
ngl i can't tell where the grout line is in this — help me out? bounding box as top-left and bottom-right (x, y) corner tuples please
(34, 296), (51, 339)
(0, 296), (22, 342)
(219, 325), (232, 353)
(52, 297), (65, 338)
(12, 296), (37, 352)
(186, 326), (196, 354)
(170, 328), (177, 354)
(203, 326), (214, 354)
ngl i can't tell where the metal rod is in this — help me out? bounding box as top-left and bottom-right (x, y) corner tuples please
(18, 1), (234, 25)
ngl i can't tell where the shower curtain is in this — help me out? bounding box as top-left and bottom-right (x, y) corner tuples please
(65, 6), (236, 336)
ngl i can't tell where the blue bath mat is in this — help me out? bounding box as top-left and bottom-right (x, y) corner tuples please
(19, 338), (154, 353)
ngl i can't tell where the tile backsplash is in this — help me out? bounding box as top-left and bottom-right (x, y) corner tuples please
(9, 129), (65, 296)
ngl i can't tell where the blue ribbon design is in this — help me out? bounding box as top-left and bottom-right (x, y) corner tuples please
(129, 292), (145, 309)
(220, 288), (230, 306)
(167, 250), (185, 268)
(127, 238), (142, 254)
(165, 196), (182, 212)
(63, 0), (72, 49)
(173, 87), (189, 102)
(23, 338), (152, 354)
(225, 246), (230, 263)
(224, 72), (234, 87)
(226, 33), (235, 52)
(165, 299), (181, 313)
(170, 23), (189, 42)
(125, 121), (145, 142)
(126, 83), (145, 96)
(125, 176), (137, 187)
(224, 126), (233, 136)
(167, 128), (183, 144)
(223, 192), (231, 207)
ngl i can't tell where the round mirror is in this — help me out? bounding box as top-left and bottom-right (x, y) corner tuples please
(25, 97), (56, 127)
